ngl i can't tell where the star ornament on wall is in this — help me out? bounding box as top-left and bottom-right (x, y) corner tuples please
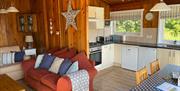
(62, 0), (80, 31)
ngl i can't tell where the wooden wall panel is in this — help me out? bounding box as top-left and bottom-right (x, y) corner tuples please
(0, 0), (32, 48)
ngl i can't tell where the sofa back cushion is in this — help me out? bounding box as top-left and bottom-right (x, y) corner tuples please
(58, 59), (72, 76)
(39, 54), (55, 69)
(47, 48), (61, 54)
(56, 48), (76, 59)
(71, 52), (93, 69)
(53, 48), (68, 56)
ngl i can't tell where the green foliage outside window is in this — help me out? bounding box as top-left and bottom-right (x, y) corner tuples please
(164, 18), (180, 41)
(115, 20), (141, 33)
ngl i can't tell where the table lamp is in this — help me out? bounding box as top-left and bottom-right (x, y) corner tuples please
(25, 35), (33, 49)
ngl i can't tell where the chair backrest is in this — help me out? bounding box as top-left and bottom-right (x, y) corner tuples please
(150, 59), (160, 75)
(136, 67), (148, 85)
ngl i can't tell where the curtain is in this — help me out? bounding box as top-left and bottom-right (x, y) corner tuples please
(160, 4), (180, 19)
(110, 9), (144, 21)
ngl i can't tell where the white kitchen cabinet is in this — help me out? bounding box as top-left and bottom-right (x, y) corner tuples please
(114, 44), (121, 66)
(101, 44), (114, 70)
(157, 48), (180, 69)
(138, 47), (157, 74)
(121, 45), (139, 71)
(88, 6), (104, 29)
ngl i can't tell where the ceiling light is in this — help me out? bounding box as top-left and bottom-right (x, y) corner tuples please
(0, 9), (8, 13)
(150, 0), (171, 11)
(7, 6), (19, 12)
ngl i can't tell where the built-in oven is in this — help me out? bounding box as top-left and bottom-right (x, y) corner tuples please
(89, 46), (102, 66)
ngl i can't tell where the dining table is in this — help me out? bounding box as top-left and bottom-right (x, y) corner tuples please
(130, 64), (180, 91)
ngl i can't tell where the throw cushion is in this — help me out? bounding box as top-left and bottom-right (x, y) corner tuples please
(71, 52), (93, 69)
(34, 54), (44, 68)
(2, 53), (15, 65)
(49, 57), (64, 74)
(58, 59), (72, 76)
(39, 54), (55, 69)
(15, 51), (25, 62)
(66, 61), (79, 74)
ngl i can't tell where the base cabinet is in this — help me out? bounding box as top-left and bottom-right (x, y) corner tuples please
(157, 48), (180, 69)
(101, 44), (114, 70)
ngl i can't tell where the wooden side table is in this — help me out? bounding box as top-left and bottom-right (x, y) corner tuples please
(0, 74), (26, 91)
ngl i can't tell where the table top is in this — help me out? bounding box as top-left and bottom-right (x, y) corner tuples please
(0, 74), (25, 91)
(130, 64), (180, 91)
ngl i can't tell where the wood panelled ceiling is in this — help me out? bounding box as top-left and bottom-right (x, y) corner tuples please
(103, 0), (180, 5)
(103, 0), (143, 5)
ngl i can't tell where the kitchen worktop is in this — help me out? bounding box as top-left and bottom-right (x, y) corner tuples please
(89, 41), (180, 50)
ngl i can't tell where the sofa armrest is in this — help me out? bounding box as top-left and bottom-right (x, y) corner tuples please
(57, 68), (97, 91)
(89, 59), (96, 67)
(21, 59), (35, 74)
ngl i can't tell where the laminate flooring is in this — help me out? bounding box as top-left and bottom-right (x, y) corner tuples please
(94, 66), (136, 91)
(18, 66), (136, 91)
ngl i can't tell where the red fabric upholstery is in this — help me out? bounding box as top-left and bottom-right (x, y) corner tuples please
(71, 52), (93, 69)
(53, 48), (68, 56)
(47, 48), (61, 54)
(28, 68), (50, 81)
(41, 73), (60, 90)
(56, 48), (76, 59)
(22, 49), (97, 91)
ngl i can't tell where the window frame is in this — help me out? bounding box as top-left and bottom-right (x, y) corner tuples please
(158, 18), (180, 45)
(111, 9), (144, 36)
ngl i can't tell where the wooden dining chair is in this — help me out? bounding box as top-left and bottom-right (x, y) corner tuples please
(150, 59), (160, 75)
(136, 67), (148, 85)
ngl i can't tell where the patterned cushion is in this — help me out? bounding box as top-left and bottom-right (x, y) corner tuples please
(34, 54), (44, 68)
(2, 53), (15, 65)
(49, 57), (64, 74)
(15, 51), (25, 62)
(39, 54), (55, 69)
(58, 59), (72, 76)
(66, 61), (79, 74)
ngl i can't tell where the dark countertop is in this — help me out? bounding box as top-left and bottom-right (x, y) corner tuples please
(89, 41), (180, 50)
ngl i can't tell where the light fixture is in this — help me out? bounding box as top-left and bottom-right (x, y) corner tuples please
(0, 9), (8, 13)
(25, 35), (34, 49)
(150, 0), (171, 11)
(7, 6), (19, 12)
(0, 0), (19, 14)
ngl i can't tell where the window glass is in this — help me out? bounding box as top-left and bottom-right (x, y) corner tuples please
(164, 18), (180, 41)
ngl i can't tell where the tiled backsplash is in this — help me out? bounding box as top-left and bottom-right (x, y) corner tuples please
(125, 28), (158, 44)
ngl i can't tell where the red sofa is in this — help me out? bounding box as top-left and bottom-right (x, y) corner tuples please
(22, 49), (97, 91)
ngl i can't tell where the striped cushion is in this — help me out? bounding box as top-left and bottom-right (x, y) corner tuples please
(2, 53), (15, 65)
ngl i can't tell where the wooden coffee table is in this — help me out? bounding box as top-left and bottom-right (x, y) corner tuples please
(0, 74), (26, 91)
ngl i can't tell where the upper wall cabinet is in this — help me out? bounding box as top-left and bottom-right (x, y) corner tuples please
(17, 14), (37, 32)
(88, 6), (104, 29)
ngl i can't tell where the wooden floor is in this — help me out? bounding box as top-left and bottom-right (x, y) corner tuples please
(94, 66), (136, 91)
(18, 66), (136, 91)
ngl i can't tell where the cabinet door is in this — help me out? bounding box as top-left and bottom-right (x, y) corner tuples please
(157, 49), (171, 69)
(88, 6), (96, 18)
(174, 50), (180, 66)
(102, 44), (114, 69)
(95, 7), (104, 19)
(114, 44), (121, 66)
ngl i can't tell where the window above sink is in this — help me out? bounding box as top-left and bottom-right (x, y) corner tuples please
(158, 4), (180, 45)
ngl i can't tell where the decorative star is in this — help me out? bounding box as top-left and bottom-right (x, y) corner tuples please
(61, 0), (80, 31)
